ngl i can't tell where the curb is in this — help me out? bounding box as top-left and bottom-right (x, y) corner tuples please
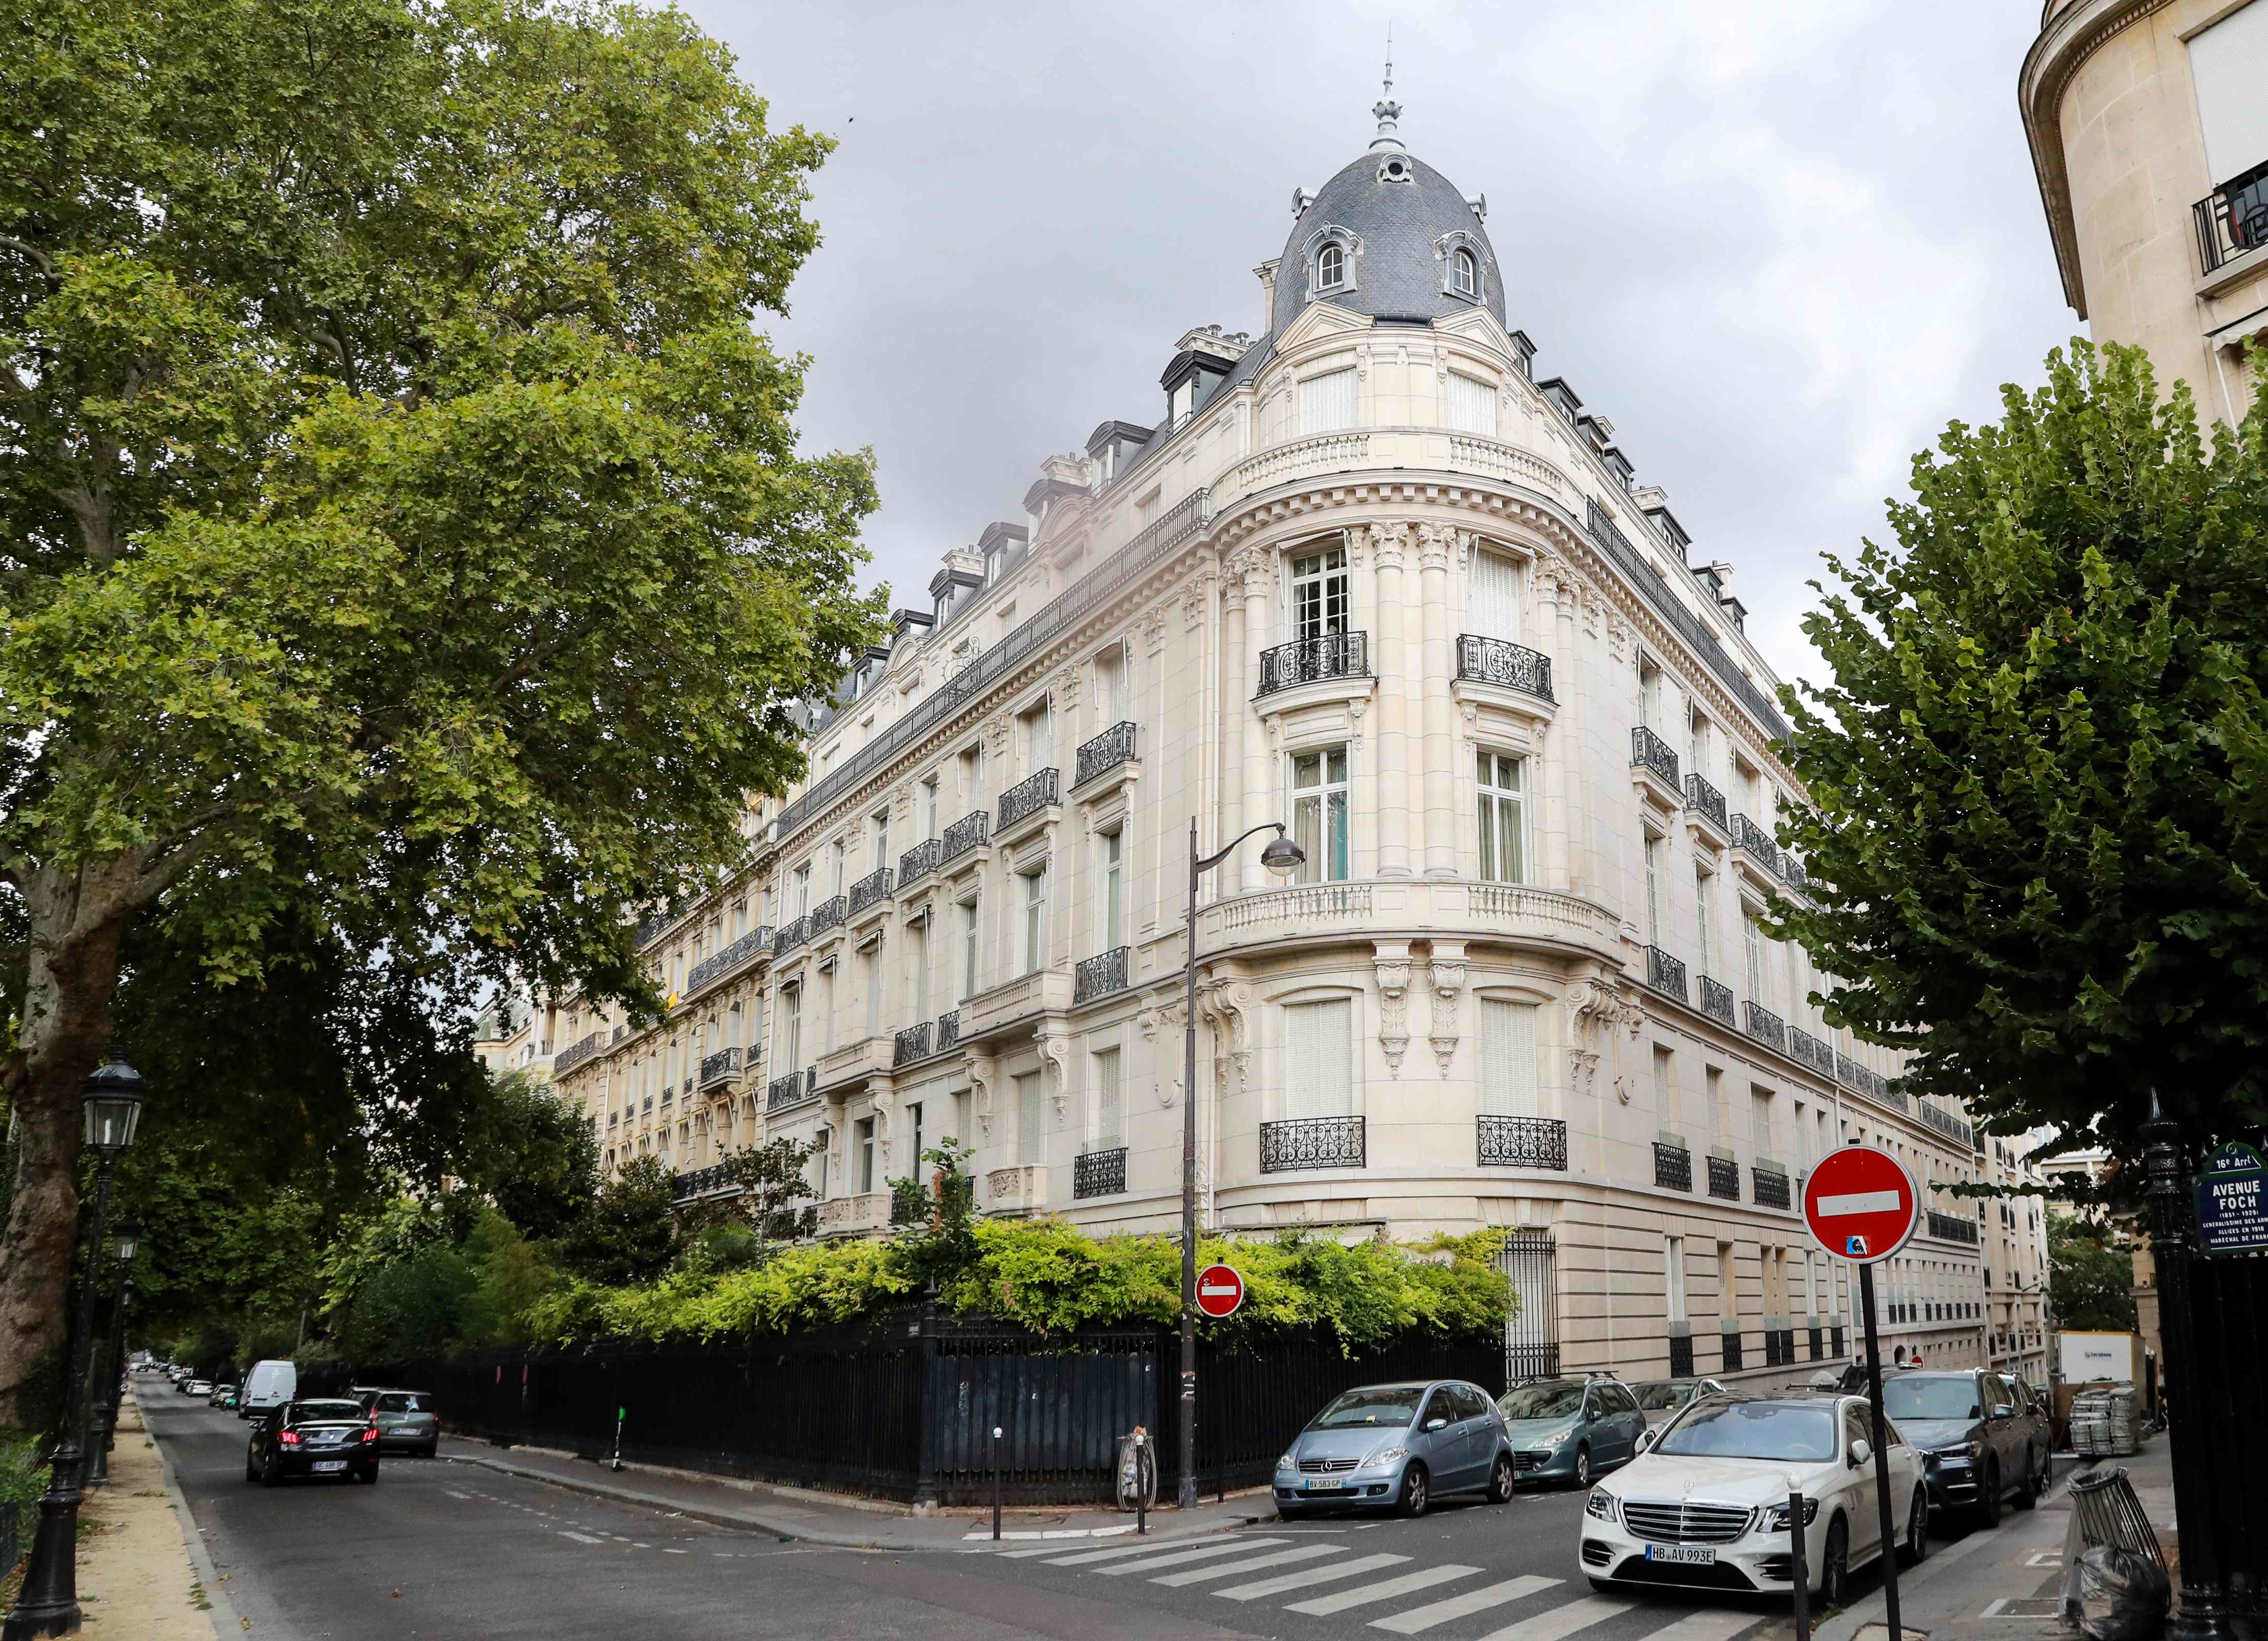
(1813, 1466), (2081, 1641)
(135, 1390), (257, 1641)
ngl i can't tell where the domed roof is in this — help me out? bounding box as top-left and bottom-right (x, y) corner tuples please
(1268, 143), (1504, 339)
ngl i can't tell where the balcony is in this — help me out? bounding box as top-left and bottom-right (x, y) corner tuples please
(1260, 1115), (1366, 1172)
(935, 1009), (961, 1052)
(1074, 946), (1129, 1006)
(986, 1164), (1049, 1214)
(1256, 631), (1369, 696)
(1643, 945), (1687, 1003)
(1753, 1164), (1792, 1210)
(961, 968), (1074, 1043)
(671, 1163), (740, 1203)
(816, 1192), (893, 1237)
(1731, 813), (1780, 876)
(1653, 1142), (1693, 1192)
(997, 767), (1060, 833)
(771, 914), (809, 958)
(1074, 721), (1139, 789)
(848, 867), (894, 916)
(1706, 1154), (1739, 1201)
(1788, 1026), (1834, 1077)
(1685, 772), (1728, 832)
(2194, 162), (2268, 278)
(1631, 725), (1680, 789)
(893, 1022), (931, 1067)
(1741, 1000), (1786, 1053)
(1073, 1147), (1127, 1199)
(898, 836), (941, 891)
(766, 1066), (818, 1114)
(808, 894), (846, 937)
(1455, 634), (1554, 701)
(1918, 1102), (1975, 1151)
(1697, 975), (1736, 1027)
(1781, 855), (1812, 896)
(686, 927), (769, 995)
(1476, 1115), (1568, 1170)
(941, 810), (989, 866)
(554, 1031), (605, 1075)
(698, 1046), (742, 1091)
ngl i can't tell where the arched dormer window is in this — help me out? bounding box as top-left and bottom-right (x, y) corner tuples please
(1318, 243), (1344, 290)
(1452, 248), (1478, 298)
(1303, 225), (1361, 303)
(1435, 229), (1491, 305)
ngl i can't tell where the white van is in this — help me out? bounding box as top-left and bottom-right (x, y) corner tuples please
(241, 1359), (296, 1421)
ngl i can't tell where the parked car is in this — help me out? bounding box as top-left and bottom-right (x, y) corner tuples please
(185, 1378), (213, 1398)
(1497, 1375), (1648, 1487)
(1881, 1369), (2051, 1524)
(209, 1383), (239, 1410)
(1632, 1377), (1729, 1418)
(244, 1398), (380, 1487)
(355, 1389), (440, 1456)
(1579, 1391), (1928, 1606)
(1272, 1380), (1514, 1518)
(241, 1359), (298, 1423)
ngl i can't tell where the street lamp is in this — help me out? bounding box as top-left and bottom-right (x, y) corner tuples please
(1177, 820), (1303, 1509)
(87, 1216), (139, 1490)
(5, 1057), (148, 1641)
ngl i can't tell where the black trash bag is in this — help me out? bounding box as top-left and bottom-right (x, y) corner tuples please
(2072, 1543), (2171, 1641)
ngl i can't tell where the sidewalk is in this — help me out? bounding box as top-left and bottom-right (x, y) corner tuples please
(440, 1436), (1265, 1551)
(76, 1391), (233, 1640)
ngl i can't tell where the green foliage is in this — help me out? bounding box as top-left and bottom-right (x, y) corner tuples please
(552, 1155), (676, 1288)
(0, 1434), (45, 1513)
(2048, 1212), (2140, 1332)
(1776, 341), (2268, 1163)
(456, 1211), (556, 1349)
(445, 1073), (599, 1243)
(334, 1245), (475, 1365)
(889, 1139), (978, 1289)
(679, 1136), (816, 1240)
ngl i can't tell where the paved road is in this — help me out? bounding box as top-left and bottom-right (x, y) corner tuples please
(144, 1387), (1965, 1641)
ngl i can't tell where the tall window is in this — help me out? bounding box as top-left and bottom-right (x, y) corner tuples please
(1091, 1047), (1122, 1151)
(907, 1101), (924, 1179)
(829, 838), (846, 896)
(1688, 712), (1710, 788)
(780, 985), (801, 1074)
(960, 741), (985, 811)
(1694, 868), (1714, 973)
(1021, 866), (1048, 974)
(1468, 550), (1520, 637)
(1750, 1088), (1775, 1162)
(959, 897), (980, 1000)
(1100, 829), (1123, 949)
(1446, 369), (1496, 436)
(870, 809), (889, 873)
(1744, 909), (1767, 1006)
(819, 963), (836, 1056)
(920, 775), (940, 839)
(1479, 999), (1538, 1117)
(862, 946), (881, 1039)
(1021, 698), (1052, 775)
(1297, 366), (1356, 435)
(855, 1117), (876, 1194)
(1644, 832), (1665, 944)
(792, 863), (811, 917)
(1666, 1236), (1688, 1325)
(1015, 1070), (1042, 1162)
(911, 918), (930, 1022)
(1288, 546), (1348, 640)
(1475, 751), (1524, 883)
(1638, 657), (1663, 731)
(1290, 747), (1350, 883)
(1653, 1044), (1677, 1132)
(1286, 999), (1354, 1119)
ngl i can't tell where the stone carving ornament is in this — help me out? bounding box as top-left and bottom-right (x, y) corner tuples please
(1372, 948), (1412, 1077)
(1427, 947), (1466, 1076)
(1367, 519), (1410, 570)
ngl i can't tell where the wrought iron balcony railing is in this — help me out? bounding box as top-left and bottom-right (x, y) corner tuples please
(554, 1031), (605, 1075)
(1455, 634), (1554, 700)
(1260, 1115), (1365, 1172)
(1654, 1142), (1693, 1192)
(1781, 855), (1812, 894)
(1742, 1000), (1786, 1053)
(941, 811), (988, 865)
(1685, 772), (1728, 830)
(898, 836), (941, 890)
(1698, 975), (1736, 1027)
(998, 768), (1060, 831)
(686, 928), (768, 994)
(672, 1163), (740, 1203)
(1643, 945), (1687, 1003)
(1731, 813), (1780, 875)
(770, 914), (809, 957)
(848, 868), (894, 915)
(1477, 1115), (1568, 1170)
(767, 1067), (817, 1113)
(1074, 721), (1138, 787)
(1788, 1026), (1833, 1076)
(1706, 1154), (1739, 1201)
(1918, 1102), (1975, 1151)
(935, 1010), (960, 1052)
(893, 1023), (930, 1067)
(1256, 631), (1369, 695)
(698, 1047), (742, 1090)
(2195, 161), (2268, 276)
(1925, 1210), (1978, 1244)
(1631, 725), (1679, 787)
(1073, 1147), (1127, 1199)
(1073, 946), (1129, 1006)
(1753, 1164), (1792, 1210)
(808, 894), (846, 935)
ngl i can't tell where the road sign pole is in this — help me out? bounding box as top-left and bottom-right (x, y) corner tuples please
(1789, 1489), (1810, 1641)
(1858, 1262), (1902, 1640)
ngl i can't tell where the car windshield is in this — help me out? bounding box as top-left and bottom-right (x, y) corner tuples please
(1656, 1402), (1838, 1462)
(1882, 1377), (1981, 1421)
(1634, 1383), (1692, 1412)
(1309, 1387), (1424, 1429)
(1498, 1384), (1586, 1420)
(294, 1401), (367, 1423)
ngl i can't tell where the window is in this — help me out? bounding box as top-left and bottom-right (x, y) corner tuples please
(1751, 1088), (1775, 1162)
(1092, 1046), (1122, 1150)
(1290, 747), (1350, 883)
(862, 946), (881, 1039)
(819, 963), (836, 1056)
(1744, 909), (1767, 1005)
(1667, 1235), (1688, 1325)
(959, 897), (981, 999)
(1644, 832), (1665, 944)
(1317, 241), (1345, 290)
(1638, 657), (1663, 731)
(856, 1117), (876, 1194)
(1653, 1044), (1677, 1131)
(829, 838), (846, 896)
(780, 985), (802, 1074)
(1286, 999), (1354, 1118)
(2188, 3), (2268, 184)
(1021, 866), (1048, 974)
(792, 863), (811, 918)
(1100, 829), (1123, 949)
(1298, 367), (1356, 435)
(1020, 698), (1052, 775)
(907, 1101), (924, 1178)
(1452, 248), (1479, 298)
(1446, 370), (1497, 436)
(1480, 999), (1538, 1116)
(1015, 1069), (1043, 1162)
(921, 775), (940, 839)
(1688, 712), (1711, 788)
(960, 741), (985, 810)
(1475, 751), (1525, 883)
(1468, 550), (1520, 638)
(1694, 868), (1714, 973)
(911, 917), (930, 1022)
(1095, 645), (1128, 725)
(870, 808), (889, 873)
(1289, 546), (1348, 639)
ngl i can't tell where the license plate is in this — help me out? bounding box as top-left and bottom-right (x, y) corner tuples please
(1303, 1477), (1329, 1491)
(1644, 1545), (1716, 1565)
(312, 1460), (348, 1473)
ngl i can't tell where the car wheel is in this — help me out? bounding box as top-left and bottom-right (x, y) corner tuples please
(2014, 1448), (2041, 1510)
(1486, 1454), (1515, 1505)
(1571, 1445), (1591, 1489)
(421, 1440), (439, 1459)
(260, 1453), (280, 1489)
(1979, 1459), (2002, 1527)
(1395, 1464), (1430, 1518)
(244, 1453), (258, 1484)
(360, 1465), (379, 1485)
(1819, 1516), (1849, 1608)
(1902, 1487), (1930, 1567)
(1587, 1577), (1617, 1594)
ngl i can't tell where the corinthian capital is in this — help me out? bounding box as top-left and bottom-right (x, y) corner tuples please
(1416, 521), (1457, 571)
(1368, 521), (1411, 570)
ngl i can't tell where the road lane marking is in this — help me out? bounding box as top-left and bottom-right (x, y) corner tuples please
(1216, 1552), (1411, 1600)
(663, 1548), (688, 1554)
(446, 1490), (472, 1499)
(1473, 1593), (1639, 1640)
(964, 1525), (1142, 1540)
(1150, 1545), (1342, 1586)
(1285, 1565), (1480, 1615)
(560, 1532), (604, 1545)
(1371, 1574), (1562, 1632)
(1636, 1611), (1766, 1641)
(1045, 1537), (1285, 1569)
(1095, 1540), (1298, 1576)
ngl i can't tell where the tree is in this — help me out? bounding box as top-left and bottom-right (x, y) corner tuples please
(445, 1072), (600, 1243)
(1776, 343), (2268, 1169)
(680, 1136), (815, 1242)
(554, 1155), (676, 1288)
(0, 0), (882, 1422)
(2048, 1213), (2140, 1332)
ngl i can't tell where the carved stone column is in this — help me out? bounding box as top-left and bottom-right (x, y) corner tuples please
(1372, 940), (1412, 1078)
(1240, 552), (1274, 889)
(1371, 523), (1413, 878)
(1417, 524), (1459, 878)
(1221, 555), (1248, 867)
(1427, 940), (1467, 1076)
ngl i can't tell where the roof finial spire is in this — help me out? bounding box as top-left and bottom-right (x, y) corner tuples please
(1371, 25), (1405, 152)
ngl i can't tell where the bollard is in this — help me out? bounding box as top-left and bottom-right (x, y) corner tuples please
(1135, 1429), (1148, 1536)
(611, 1405), (625, 1473)
(990, 1425), (1003, 1543)
(1788, 1490), (1810, 1641)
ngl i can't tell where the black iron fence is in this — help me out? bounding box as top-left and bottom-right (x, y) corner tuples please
(1698, 975), (1736, 1026)
(1685, 772), (1727, 830)
(1075, 722), (1138, 787)
(1754, 1166), (1791, 1210)
(894, 1023), (931, 1067)
(1631, 725), (1679, 787)
(1072, 1147), (1126, 1199)
(1257, 632), (1368, 695)
(1742, 1000), (1786, 1053)
(1477, 1115), (1568, 1170)
(1654, 1142), (1692, 1192)
(1259, 1116), (1365, 1172)
(1073, 946), (1129, 1005)
(1669, 1335), (1694, 1378)
(1720, 1330), (1744, 1372)
(2194, 162), (2268, 277)
(942, 811), (989, 865)
(998, 768), (1059, 831)
(1644, 945), (1687, 1003)
(1498, 1229), (1561, 1383)
(848, 868), (894, 915)
(1706, 1154), (1739, 1201)
(898, 837), (942, 889)
(1456, 634), (1553, 700)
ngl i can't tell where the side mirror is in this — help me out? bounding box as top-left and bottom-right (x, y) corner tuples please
(1424, 1417), (1449, 1433)
(1636, 1429), (1657, 1453)
(1849, 1438), (1872, 1468)
(1992, 1405), (2015, 1420)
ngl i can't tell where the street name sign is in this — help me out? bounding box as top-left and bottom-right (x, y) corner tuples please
(2196, 1140), (2268, 1255)
(1194, 1263), (1245, 1318)
(1801, 1145), (1921, 1265)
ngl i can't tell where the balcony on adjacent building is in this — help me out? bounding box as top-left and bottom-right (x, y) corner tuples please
(697, 1046), (742, 1092)
(1256, 631), (1369, 695)
(1788, 1026), (1833, 1077)
(1477, 1115), (1568, 1170)
(1653, 1141), (1693, 1191)
(1741, 1000), (1786, 1053)
(2194, 161), (2268, 277)
(1706, 1154), (1739, 1201)
(1074, 721), (1139, 788)
(770, 914), (809, 958)
(893, 1022), (931, 1067)
(898, 836), (942, 891)
(941, 810), (989, 866)
(1685, 772), (1728, 831)
(1455, 634), (1554, 701)
(808, 894), (847, 936)
(1927, 1209), (1980, 1246)
(671, 1163), (740, 1203)
(935, 1009), (961, 1053)
(554, 1031), (605, 1075)
(1753, 1164), (1792, 1210)
(848, 867), (895, 916)
(1697, 975), (1736, 1027)
(1731, 813), (1780, 875)
(1072, 1147), (1127, 1199)
(1643, 945), (1687, 1003)
(1631, 725), (1680, 789)
(986, 1164), (1049, 1214)
(766, 1066), (817, 1114)
(997, 768), (1060, 832)
(1074, 945), (1129, 1006)
(816, 1192), (894, 1237)
(1918, 1102), (1976, 1151)
(1260, 1115), (1366, 1172)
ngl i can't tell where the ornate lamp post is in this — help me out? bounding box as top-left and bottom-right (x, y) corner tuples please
(4, 1058), (149, 1641)
(1177, 820), (1302, 1509)
(85, 1217), (138, 1491)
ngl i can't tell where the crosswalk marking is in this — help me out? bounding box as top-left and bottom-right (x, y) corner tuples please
(1215, 1552), (1412, 1601)
(1150, 1544), (1342, 1587)
(992, 1533), (1212, 1559)
(559, 1531), (604, 1545)
(1472, 1592), (1638, 1640)
(1370, 1574), (1563, 1633)
(1284, 1564), (1482, 1615)
(1627, 1610), (1763, 1641)
(1095, 1539), (1297, 1576)
(1044, 1536), (1283, 1568)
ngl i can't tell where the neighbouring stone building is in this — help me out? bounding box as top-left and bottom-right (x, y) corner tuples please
(542, 92), (1997, 1386)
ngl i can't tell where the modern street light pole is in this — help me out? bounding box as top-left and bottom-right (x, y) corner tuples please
(86, 1218), (139, 1491)
(5, 1058), (150, 1641)
(1178, 819), (1303, 1509)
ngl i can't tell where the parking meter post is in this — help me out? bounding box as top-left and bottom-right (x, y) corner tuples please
(991, 1425), (1003, 1543)
(1789, 1489), (1810, 1641)
(1858, 1262), (1902, 1640)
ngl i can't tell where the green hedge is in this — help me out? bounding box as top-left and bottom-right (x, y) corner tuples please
(0, 1435), (47, 1515)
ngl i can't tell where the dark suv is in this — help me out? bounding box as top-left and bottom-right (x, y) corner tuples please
(1881, 1369), (2050, 1523)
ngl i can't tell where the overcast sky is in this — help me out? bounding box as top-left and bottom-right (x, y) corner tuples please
(682, 0), (2076, 696)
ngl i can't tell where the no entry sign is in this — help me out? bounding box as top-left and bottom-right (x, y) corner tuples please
(1195, 1263), (1245, 1318)
(1803, 1145), (1920, 1264)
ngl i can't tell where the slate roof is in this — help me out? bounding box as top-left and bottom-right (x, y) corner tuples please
(1269, 149), (1504, 337)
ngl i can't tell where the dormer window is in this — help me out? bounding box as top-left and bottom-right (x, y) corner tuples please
(1452, 249), (1478, 297)
(1435, 230), (1490, 305)
(1318, 243), (1344, 290)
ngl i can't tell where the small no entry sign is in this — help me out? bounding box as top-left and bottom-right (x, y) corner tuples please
(1195, 1263), (1245, 1318)
(1803, 1145), (1921, 1264)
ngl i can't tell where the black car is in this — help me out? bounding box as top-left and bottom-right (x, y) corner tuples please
(245, 1398), (381, 1487)
(1881, 1369), (2050, 1524)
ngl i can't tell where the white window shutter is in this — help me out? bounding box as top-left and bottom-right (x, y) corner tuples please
(1446, 371), (1497, 437)
(1016, 1070), (1042, 1162)
(1298, 368), (1357, 436)
(1094, 1048), (1121, 1150)
(1287, 999), (1353, 1118)
(1481, 999), (1538, 1117)
(2191, 4), (2268, 182)
(1470, 552), (1520, 639)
